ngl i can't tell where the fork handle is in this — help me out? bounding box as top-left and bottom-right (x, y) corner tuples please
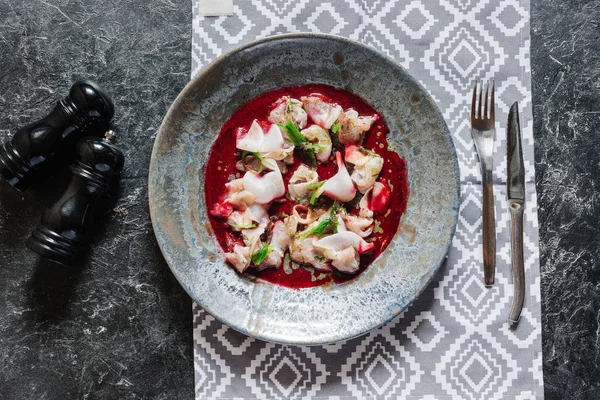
(482, 168), (496, 286)
(508, 202), (525, 324)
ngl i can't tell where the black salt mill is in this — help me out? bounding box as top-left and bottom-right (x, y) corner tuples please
(0, 80), (114, 191)
(26, 130), (124, 265)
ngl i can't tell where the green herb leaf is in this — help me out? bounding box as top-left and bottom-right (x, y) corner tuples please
(305, 180), (326, 190)
(329, 202), (340, 232)
(329, 201), (339, 219)
(309, 180), (327, 205)
(331, 122), (341, 133)
(227, 222), (257, 230)
(286, 98), (299, 113)
(277, 121), (306, 147)
(278, 122), (321, 167)
(304, 142), (327, 151)
(251, 242), (272, 265)
(300, 218), (331, 239)
(373, 220), (384, 234)
(311, 219), (331, 236)
(358, 147), (381, 158)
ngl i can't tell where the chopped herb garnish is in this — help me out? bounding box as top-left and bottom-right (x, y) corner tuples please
(331, 122), (341, 133)
(330, 201), (339, 219)
(304, 142), (327, 151)
(227, 221), (257, 230)
(310, 219), (331, 236)
(310, 190), (320, 205)
(300, 218), (331, 239)
(300, 204), (340, 238)
(309, 180), (327, 205)
(305, 180), (326, 190)
(373, 220), (384, 234)
(359, 147), (381, 158)
(315, 272), (328, 280)
(251, 242), (272, 265)
(286, 98), (299, 113)
(329, 203), (340, 231)
(277, 121), (318, 167)
(277, 121), (306, 147)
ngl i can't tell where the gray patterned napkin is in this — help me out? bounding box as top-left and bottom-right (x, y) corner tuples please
(191, 1), (543, 399)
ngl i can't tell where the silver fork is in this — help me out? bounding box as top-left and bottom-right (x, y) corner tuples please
(471, 80), (496, 287)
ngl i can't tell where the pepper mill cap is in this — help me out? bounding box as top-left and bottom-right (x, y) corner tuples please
(67, 80), (115, 122)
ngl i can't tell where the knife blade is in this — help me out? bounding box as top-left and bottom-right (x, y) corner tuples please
(507, 103), (525, 203)
(506, 101), (525, 325)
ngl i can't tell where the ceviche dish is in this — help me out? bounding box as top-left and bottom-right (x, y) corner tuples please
(205, 85), (408, 288)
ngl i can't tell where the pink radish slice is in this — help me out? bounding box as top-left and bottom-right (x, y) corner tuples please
(260, 124), (285, 152)
(242, 162), (285, 204)
(236, 120), (264, 152)
(316, 152), (356, 202)
(236, 120), (284, 153)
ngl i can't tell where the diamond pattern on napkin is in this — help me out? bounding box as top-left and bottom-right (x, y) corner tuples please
(192, 0), (543, 398)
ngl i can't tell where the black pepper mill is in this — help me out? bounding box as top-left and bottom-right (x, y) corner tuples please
(0, 80), (114, 191)
(26, 131), (124, 265)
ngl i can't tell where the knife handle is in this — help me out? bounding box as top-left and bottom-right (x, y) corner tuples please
(508, 201), (525, 324)
(482, 168), (496, 286)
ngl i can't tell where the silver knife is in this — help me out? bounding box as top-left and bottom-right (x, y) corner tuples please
(507, 101), (525, 325)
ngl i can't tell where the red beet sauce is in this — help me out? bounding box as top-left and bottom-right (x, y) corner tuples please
(204, 85), (408, 289)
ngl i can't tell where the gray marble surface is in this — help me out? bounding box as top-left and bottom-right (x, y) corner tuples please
(531, 1), (600, 399)
(0, 0), (598, 399)
(0, 0), (194, 399)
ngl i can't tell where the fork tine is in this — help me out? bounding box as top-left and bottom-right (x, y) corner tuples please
(490, 80), (495, 120)
(484, 81), (489, 120)
(472, 82), (477, 120)
(477, 80), (483, 120)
